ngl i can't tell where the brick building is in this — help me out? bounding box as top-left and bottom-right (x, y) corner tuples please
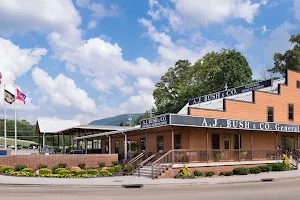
(75, 69), (300, 178)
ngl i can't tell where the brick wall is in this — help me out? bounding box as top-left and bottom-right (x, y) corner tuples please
(159, 164), (264, 178)
(0, 154), (118, 169)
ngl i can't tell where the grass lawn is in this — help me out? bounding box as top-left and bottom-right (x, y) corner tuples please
(0, 137), (37, 147)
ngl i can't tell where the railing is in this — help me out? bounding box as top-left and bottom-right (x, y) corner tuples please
(137, 154), (156, 177)
(151, 150), (173, 179)
(151, 149), (282, 179)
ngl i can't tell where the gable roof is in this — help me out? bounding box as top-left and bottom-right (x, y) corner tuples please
(36, 118), (80, 134)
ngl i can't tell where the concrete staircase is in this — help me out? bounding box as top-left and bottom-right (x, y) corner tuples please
(133, 163), (171, 178)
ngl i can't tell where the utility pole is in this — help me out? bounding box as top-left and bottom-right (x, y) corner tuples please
(225, 83), (228, 90)
(127, 113), (133, 127)
(147, 109), (153, 118)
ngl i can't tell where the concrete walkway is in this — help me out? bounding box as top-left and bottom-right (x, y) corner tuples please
(1, 170), (300, 188)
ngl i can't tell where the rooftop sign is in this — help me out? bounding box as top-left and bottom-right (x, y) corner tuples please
(188, 79), (272, 106)
(141, 114), (300, 133)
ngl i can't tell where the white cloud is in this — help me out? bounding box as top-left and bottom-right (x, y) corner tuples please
(120, 92), (155, 114)
(87, 20), (97, 29)
(135, 77), (156, 92)
(225, 25), (254, 50)
(32, 68), (97, 113)
(76, 0), (118, 18)
(262, 25), (268, 34)
(294, 0), (300, 21)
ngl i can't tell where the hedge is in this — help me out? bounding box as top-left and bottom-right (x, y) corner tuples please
(22, 168), (34, 173)
(114, 165), (122, 173)
(1, 166), (13, 173)
(106, 167), (116, 175)
(249, 167), (261, 174)
(59, 170), (71, 175)
(39, 168), (52, 175)
(99, 170), (112, 177)
(74, 170), (87, 176)
(233, 168), (250, 175)
(55, 168), (66, 174)
(15, 165), (27, 172)
(87, 169), (99, 176)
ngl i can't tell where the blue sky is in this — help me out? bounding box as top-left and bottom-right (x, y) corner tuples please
(0, 0), (299, 124)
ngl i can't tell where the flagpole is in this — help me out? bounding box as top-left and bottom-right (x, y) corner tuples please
(14, 82), (17, 155)
(4, 85), (7, 150)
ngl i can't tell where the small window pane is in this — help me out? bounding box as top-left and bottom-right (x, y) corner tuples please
(224, 140), (230, 149)
(267, 107), (274, 122)
(174, 135), (181, 149)
(297, 81), (300, 88)
(211, 134), (220, 150)
(157, 136), (163, 152)
(289, 104), (294, 121)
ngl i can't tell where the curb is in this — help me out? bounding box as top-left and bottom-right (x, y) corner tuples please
(0, 176), (300, 188)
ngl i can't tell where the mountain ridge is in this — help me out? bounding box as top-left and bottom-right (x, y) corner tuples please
(89, 113), (143, 126)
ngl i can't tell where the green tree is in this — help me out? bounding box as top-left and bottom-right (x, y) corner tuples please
(119, 122), (124, 126)
(153, 49), (253, 114)
(268, 34), (300, 75)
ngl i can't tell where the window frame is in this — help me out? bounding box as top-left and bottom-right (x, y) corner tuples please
(174, 135), (182, 149)
(114, 140), (119, 154)
(211, 134), (220, 150)
(267, 106), (274, 122)
(297, 80), (300, 88)
(157, 136), (164, 153)
(288, 104), (294, 121)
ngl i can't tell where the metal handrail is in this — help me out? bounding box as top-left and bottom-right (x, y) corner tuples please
(137, 154), (156, 177)
(152, 150), (173, 165)
(151, 150), (173, 179)
(128, 152), (144, 164)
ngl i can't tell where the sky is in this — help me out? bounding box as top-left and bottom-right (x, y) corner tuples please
(0, 0), (299, 125)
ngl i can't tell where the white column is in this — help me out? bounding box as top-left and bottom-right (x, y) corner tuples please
(108, 136), (111, 154)
(124, 133), (128, 160)
(62, 134), (65, 154)
(43, 133), (45, 147)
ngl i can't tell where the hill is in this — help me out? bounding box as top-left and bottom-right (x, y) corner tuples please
(90, 113), (143, 126)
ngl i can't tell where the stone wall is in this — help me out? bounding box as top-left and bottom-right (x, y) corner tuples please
(0, 154), (118, 169)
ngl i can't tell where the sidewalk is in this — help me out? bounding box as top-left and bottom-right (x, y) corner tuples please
(1, 170), (300, 188)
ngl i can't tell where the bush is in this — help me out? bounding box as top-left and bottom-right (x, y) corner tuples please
(205, 171), (215, 177)
(58, 163), (68, 168)
(259, 166), (271, 172)
(99, 169), (112, 177)
(1, 166), (13, 173)
(175, 173), (182, 179)
(15, 165), (27, 171)
(52, 165), (59, 174)
(87, 169), (99, 176)
(38, 164), (47, 169)
(59, 170), (71, 175)
(112, 161), (119, 166)
(178, 165), (191, 178)
(283, 154), (293, 170)
(74, 170), (87, 176)
(233, 168), (250, 175)
(267, 163), (285, 171)
(98, 162), (106, 168)
(123, 163), (133, 172)
(249, 167), (261, 174)
(114, 165), (122, 173)
(55, 168), (66, 174)
(106, 167), (116, 175)
(22, 168), (34, 173)
(78, 163), (86, 169)
(189, 175), (196, 179)
(39, 168), (52, 175)
(193, 170), (203, 177)
(219, 171), (226, 176)
(70, 169), (77, 175)
(224, 171), (233, 176)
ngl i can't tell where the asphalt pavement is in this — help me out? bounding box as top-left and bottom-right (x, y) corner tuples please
(0, 178), (299, 200)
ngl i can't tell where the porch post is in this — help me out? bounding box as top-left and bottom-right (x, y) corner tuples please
(206, 128), (209, 162)
(297, 133), (299, 149)
(276, 132), (278, 159)
(57, 134), (59, 152)
(62, 133), (65, 154)
(84, 131), (87, 154)
(238, 130), (241, 162)
(52, 134), (55, 148)
(123, 133), (128, 161)
(250, 131), (253, 161)
(43, 133), (45, 147)
(108, 136), (111, 154)
(145, 130), (148, 153)
(76, 130), (80, 149)
(171, 127), (174, 164)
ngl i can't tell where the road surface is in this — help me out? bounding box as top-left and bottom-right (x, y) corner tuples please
(0, 179), (299, 200)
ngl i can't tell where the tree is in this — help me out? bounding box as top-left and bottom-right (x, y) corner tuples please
(153, 49), (253, 114)
(268, 34), (300, 75)
(134, 108), (157, 125)
(119, 122), (124, 126)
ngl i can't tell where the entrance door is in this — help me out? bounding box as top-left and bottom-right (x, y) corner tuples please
(223, 139), (230, 160)
(282, 136), (295, 151)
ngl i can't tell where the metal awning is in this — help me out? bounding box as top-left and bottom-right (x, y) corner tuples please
(36, 118), (80, 134)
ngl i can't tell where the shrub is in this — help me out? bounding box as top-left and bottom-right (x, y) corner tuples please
(22, 168), (34, 173)
(70, 169), (77, 175)
(205, 171), (215, 177)
(106, 167), (116, 175)
(39, 168), (52, 175)
(175, 173), (182, 179)
(55, 168), (66, 174)
(189, 175), (196, 179)
(58, 163), (68, 168)
(215, 152), (224, 159)
(114, 165), (122, 173)
(283, 154), (293, 170)
(98, 162), (106, 168)
(193, 170), (203, 177)
(38, 164), (47, 169)
(87, 169), (99, 176)
(233, 168), (250, 175)
(99, 169), (112, 177)
(1, 166), (13, 173)
(15, 165), (27, 171)
(123, 163), (133, 172)
(78, 163), (86, 169)
(219, 171), (226, 176)
(249, 167), (261, 174)
(52, 165), (59, 173)
(259, 166), (271, 172)
(74, 170), (87, 176)
(267, 163), (285, 171)
(224, 171), (233, 176)
(178, 165), (191, 178)
(59, 170), (71, 175)
(112, 161), (119, 166)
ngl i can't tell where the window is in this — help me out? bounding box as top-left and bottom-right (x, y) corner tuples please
(297, 81), (300, 88)
(289, 104), (294, 121)
(104, 141), (109, 154)
(114, 140), (119, 153)
(157, 136), (164, 152)
(211, 134), (220, 150)
(140, 138), (146, 151)
(234, 134), (242, 149)
(267, 107), (274, 122)
(174, 135), (182, 149)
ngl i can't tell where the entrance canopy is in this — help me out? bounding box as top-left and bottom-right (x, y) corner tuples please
(36, 118), (80, 135)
